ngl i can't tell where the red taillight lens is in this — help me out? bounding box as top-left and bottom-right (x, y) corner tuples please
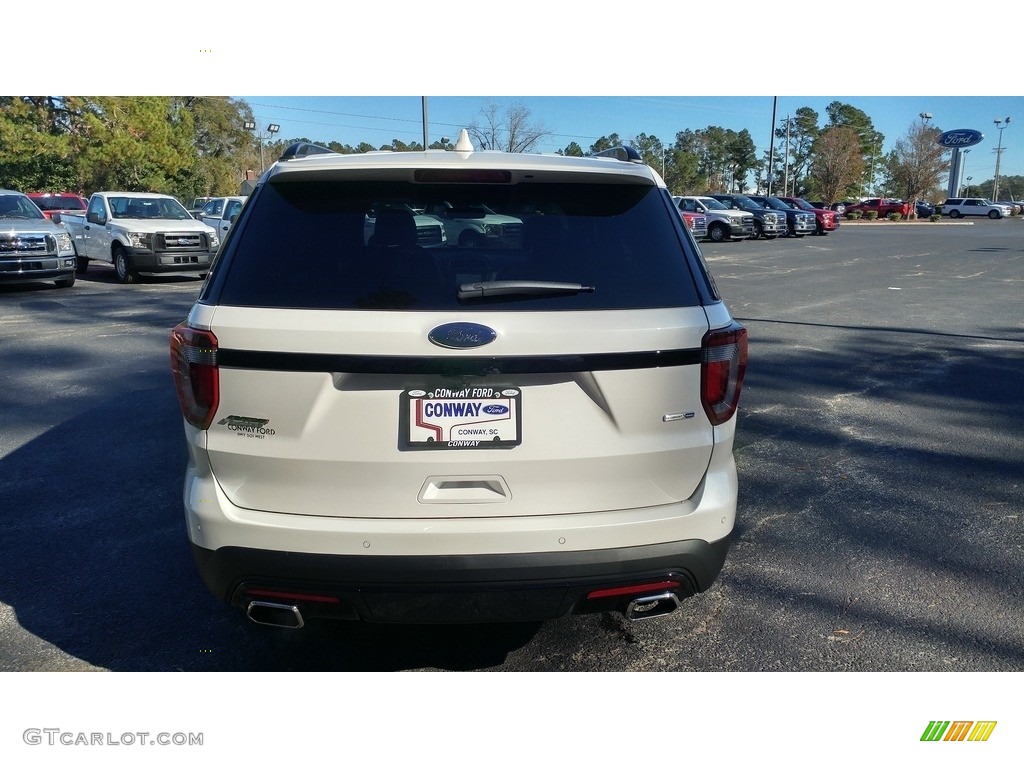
(701, 322), (748, 426)
(170, 323), (219, 430)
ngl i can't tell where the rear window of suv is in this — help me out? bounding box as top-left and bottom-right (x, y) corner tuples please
(208, 179), (702, 311)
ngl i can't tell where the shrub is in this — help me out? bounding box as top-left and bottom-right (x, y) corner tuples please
(930, 214), (942, 222)
(847, 211), (863, 220)
(888, 212), (902, 222)
(865, 211), (878, 220)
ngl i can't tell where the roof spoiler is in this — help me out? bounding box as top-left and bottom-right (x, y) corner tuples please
(591, 145), (644, 163)
(279, 142), (337, 161)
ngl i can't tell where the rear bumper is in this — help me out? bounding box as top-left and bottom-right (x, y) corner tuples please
(192, 536), (731, 623)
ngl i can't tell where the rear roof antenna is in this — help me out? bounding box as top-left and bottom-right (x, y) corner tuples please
(454, 129), (474, 153)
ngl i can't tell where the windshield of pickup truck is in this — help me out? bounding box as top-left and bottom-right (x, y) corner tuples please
(697, 197), (730, 210)
(788, 198), (815, 211)
(110, 196), (193, 220)
(758, 197), (793, 211)
(0, 193), (46, 220)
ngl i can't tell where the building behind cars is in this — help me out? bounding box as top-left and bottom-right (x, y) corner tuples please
(170, 132), (748, 628)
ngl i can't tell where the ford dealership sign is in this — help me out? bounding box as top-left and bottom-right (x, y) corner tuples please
(938, 129), (984, 148)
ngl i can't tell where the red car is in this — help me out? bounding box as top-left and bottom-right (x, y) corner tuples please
(27, 192), (88, 223)
(844, 198), (908, 219)
(777, 196), (840, 235)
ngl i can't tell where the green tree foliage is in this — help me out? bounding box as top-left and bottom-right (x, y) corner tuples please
(0, 97), (78, 191)
(808, 126), (865, 204)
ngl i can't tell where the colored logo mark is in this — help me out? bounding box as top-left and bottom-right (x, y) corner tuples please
(921, 721), (997, 742)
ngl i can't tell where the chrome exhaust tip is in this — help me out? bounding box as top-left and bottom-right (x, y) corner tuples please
(247, 600), (304, 629)
(624, 591), (681, 622)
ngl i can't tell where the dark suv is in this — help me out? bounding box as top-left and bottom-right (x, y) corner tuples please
(709, 193), (787, 239)
(170, 132), (748, 627)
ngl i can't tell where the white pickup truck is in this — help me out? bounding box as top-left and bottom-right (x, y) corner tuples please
(61, 192), (220, 283)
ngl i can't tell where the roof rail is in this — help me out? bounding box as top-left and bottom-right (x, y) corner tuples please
(279, 142), (337, 161)
(591, 145), (644, 163)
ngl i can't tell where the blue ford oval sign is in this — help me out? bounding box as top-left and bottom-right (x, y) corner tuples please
(428, 322), (497, 349)
(938, 129), (984, 148)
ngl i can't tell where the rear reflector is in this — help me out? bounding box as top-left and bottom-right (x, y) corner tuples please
(587, 581), (681, 600)
(244, 588), (341, 604)
(701, 322), (748, 425)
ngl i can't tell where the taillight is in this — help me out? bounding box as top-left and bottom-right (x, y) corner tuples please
(170, 323), (219, 430)
(701, 322), (748, 425)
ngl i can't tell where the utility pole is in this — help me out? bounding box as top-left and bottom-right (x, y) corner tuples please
(767, 97), (777, 196)
(993, 116), (1011, 201)
(782, 115), (791, 197)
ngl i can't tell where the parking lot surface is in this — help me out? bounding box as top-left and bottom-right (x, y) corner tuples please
(1, 220), (1021, 671)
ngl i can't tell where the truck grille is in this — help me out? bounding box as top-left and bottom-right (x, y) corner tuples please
(0, 232), (57, 256)
(741, 215), (755, 227)
(156, 232), (208, 251)
(416, 223), (444, 247)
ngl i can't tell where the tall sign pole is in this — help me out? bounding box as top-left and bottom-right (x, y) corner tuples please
(938, 129), (985, 198)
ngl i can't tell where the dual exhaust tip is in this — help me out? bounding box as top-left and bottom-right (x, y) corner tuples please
(246, 590), (682, 628)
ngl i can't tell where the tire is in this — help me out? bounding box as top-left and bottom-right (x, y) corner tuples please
(988, 210), (1001, 219)
(55, 273), (76, 289)
(707, 222), (729, 243)
(948, 209), (960, 219)
(113, 246), (138, 284)
(75, 256), (89, 275)
(749, 221), (763, 240)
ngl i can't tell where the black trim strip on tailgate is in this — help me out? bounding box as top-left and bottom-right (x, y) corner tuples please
(217, 348), (702, 376)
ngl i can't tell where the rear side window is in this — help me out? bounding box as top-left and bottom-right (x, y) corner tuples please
(209, 179), (702, 311)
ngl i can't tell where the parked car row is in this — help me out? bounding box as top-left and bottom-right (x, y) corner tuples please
(672, 194), (839, 242)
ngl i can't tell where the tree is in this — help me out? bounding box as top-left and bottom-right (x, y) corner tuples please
(468, 102), (551, 152)
(825, 101), (884, 197)
(588, 134), (624, 155)
(774, 107), (819, 197)
(808, 126), (864, 204)
(885, 120), (948, 216)
(558, 141), (584, 157)
(0, 97), (79, 191)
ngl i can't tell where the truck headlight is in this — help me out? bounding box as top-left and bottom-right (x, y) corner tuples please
(483, 224), (501, 236)
(55, 232), (73, 253)
(209, 232), (220, 248)
(128, 232), (152, 249)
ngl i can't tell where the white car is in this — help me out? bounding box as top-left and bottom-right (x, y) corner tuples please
(170, 132), (748, 627)
(942, 198), (1013, 219)
(199, 196), (248, 239)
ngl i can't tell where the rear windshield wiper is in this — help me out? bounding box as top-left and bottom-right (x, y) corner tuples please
(458, 280), (596, 300)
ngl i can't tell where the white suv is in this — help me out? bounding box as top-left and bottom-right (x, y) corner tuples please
(942, 198), (1013, 219)
(170, 131), (748, 627)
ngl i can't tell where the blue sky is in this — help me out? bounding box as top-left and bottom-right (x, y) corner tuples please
(239, 95), (1024, 186)
(8, 7), (1022, 190)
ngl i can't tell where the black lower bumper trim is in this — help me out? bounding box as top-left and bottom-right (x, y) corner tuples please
(191, 537), (731, 624)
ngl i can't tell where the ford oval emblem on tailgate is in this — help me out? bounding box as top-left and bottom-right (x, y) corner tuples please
(428, 322), (497, 349)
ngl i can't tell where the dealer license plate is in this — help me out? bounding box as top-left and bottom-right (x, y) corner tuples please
(401, 387), (521, 450)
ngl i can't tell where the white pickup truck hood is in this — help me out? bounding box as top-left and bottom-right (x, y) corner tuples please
(112, 218), (215, 235)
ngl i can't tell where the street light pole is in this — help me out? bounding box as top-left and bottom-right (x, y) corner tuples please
(243, 121), (280, 172)
(992, 116), (1011, 201)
